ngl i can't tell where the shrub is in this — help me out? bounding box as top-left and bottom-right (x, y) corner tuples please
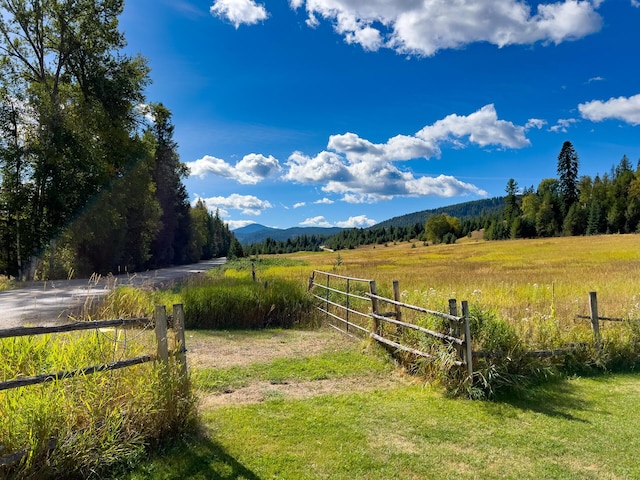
(0, 331), (196, 479)
(183, 277), (313, 329)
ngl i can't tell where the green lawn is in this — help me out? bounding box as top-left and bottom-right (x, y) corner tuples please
(119, 365), (640, 479)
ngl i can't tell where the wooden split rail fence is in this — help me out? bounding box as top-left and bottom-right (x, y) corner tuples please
(308, 270), (474, 375)
(0, 304), (187, 392)
(309, 272), (635, 375)
(0, 304), (188, 468)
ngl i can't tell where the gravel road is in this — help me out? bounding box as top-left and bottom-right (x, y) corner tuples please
(0, 258), (226, 330)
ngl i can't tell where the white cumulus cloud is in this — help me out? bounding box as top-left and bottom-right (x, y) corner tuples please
(548, 118), (579, 133)
(293, 202), (306, 208)
(335, 215), (377, 228)
(300, 216), (332, 227)
(284, 104), (521, 202)
(578, 94), (640, 126)
(210, 0), (268, 28)
(290, 0), (602, 57)
(525, 118), (547, 130)
(186, 153), (280, 184)
(314, 198), (334, 205)
(200, 193), (273, 216)
(284, 150), (352, 183)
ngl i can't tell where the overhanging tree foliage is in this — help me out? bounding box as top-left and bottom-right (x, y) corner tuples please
(0, 1), (235, 279)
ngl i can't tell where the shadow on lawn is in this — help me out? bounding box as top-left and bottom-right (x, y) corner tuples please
(488, 378), (600, 423)
(121, 432), (262, 480)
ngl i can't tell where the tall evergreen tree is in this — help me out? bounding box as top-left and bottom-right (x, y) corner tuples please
(147, 103), (191, 267)
(0, 0), (151, 278)
(557, 141), (579, 217)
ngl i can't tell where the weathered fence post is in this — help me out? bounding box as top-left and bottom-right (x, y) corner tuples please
(449, 298), (463, 359)
(461, 301), (473, 376)
(308, 271), (315, 291)
(369, 280), (380, 335)
(589, 291), (602, 348)
(346, 278), (350, 333)
(448, 298), (459, 336)
(173, 303), (188, 379)
(154, 305), (169, 363)
(393, 280), (402, 337)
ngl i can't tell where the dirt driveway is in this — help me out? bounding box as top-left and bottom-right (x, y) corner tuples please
(187, 328), (410, 408)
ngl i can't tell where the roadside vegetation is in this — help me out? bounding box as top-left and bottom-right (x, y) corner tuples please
(0, 274), (13, 291)
(0, 330), (195, 479)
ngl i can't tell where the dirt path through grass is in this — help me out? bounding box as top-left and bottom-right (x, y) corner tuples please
(187, 328), (409, 408)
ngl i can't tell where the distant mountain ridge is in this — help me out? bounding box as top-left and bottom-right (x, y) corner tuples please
(372, 197), (505, 229)
(233, 224), (344, 245)
(233, 198), (505, 245)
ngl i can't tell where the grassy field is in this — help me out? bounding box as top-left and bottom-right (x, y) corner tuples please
(114, 234), (640, 479)
(118, 328), (640, 480)
(286, 234), (640, 322)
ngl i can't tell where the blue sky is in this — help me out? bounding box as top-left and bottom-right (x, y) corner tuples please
(120, 0), (640, 230)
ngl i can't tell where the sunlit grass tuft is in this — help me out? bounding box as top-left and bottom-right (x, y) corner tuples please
(0, 330), (196, 478)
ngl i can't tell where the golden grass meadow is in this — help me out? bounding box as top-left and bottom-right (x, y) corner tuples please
(278, 234), (640, 328)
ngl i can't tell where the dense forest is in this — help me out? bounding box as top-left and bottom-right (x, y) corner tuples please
(246, 141), (639, 254)
(484, 142), (640, 240)
(0, 1), (237, 280)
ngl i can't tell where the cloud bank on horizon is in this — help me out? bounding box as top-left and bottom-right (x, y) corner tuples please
(199, 0), (640, 229)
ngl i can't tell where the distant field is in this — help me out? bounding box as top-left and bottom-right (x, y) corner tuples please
(281, 234), (640, 327)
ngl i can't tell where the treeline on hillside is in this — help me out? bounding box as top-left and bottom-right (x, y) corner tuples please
(245, 235), (328, 255)
(0, 2), (236, 280)
(244, 215), (490, 254)
(485, 142), (640, 240)
(373, 197), (505, 229)
(246, 141), (640, 255)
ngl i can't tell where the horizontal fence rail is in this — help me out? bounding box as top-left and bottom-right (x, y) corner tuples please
(0, 317), (149, 340)
(0, 304), (188, 469)
(308, 270), (473, 374)
(0, 305), (187, 392)
(0, 355), (153, 391)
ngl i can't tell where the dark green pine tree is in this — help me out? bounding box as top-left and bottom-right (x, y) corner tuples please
(557, 141), (579, 217)
(147, 103), (192, 267)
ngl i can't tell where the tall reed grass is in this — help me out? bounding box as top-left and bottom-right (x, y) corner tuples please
(0, 275), (13, 291)
(182, 276), (314, 330)
(0, 329), (196, 479)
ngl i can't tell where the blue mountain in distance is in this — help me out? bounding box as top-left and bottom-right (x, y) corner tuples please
(233, 224), (344, 245)
(232, 198), (505, 245)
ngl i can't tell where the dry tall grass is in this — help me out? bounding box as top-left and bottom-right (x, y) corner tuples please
(287, 235), (639, 318)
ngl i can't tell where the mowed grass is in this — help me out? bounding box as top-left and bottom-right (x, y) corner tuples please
(122, 367), (640, 479)
(194, 349), (392, 393)
(199, 374), (640, 480)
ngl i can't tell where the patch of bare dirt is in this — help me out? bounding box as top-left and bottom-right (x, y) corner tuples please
(187, 328), (357, 369)
(187, 327), (411, 408)
(199, 373), (409, 409)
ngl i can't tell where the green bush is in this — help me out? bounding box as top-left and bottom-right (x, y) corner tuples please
(183, 277), (313, 329)
(0, 332), (196, 479)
